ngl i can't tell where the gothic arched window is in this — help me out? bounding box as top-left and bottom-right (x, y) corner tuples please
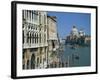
(32, 32), (34, 43)
(22, 30), (24, 44)
(27, 32), (30, 43)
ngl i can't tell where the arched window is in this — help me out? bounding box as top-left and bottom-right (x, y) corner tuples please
(36, 33), (38, 43)
(32, 11), (33, 21)
(37, 33), (38, 43)
(44, 15), (46, 25)
(39, 13), (41, 24)
(35, 33), (36, 43)
(34, 11), (38, 22)
(31, 54), (35, 69)
(27, 60), (29, 69)
(39, 33), (41, 43)
(44, 34), (46, 43)
(32, 32), (34, 43)
(22, 30), (24, 44)
(37, 57), (39, 67)
(29, 10), (31, 21)
(44, 25), (46, 31)
(30, 32), (32, 43)
(27, 10), (28, 19)
(26, 32), (29, 43)
(28, 24), (30, 29)
(27, 32), (30, 43)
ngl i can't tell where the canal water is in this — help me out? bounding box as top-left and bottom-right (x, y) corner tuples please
(59, 44), (91, 67)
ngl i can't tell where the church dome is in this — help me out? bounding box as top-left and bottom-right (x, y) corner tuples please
(79, 30), (85, 36)
(71, 26), (79, 37)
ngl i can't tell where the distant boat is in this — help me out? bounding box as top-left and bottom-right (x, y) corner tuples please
(70, 46), (75, 49)
(75, 55), (80, 60)
(70, 45), (76, 49)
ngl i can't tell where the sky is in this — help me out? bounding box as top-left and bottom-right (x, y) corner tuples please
(47, 11), (91, 39)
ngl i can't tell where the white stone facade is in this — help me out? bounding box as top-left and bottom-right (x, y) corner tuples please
(22, 10), (48, 69)
(22, 10), (48, 48)
(22, 10), (59, 69)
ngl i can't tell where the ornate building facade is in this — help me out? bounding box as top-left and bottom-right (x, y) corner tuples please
(22, 10), (48, 69)
(22, 10), (60, 69)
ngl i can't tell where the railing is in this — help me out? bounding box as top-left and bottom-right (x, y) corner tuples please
(23, 43), (48, 48)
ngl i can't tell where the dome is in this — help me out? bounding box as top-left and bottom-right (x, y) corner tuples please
(71, 26), (79, 37)
(79, 30), (85, 36)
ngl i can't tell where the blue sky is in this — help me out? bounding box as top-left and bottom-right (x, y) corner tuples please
(47, 11), (91, 39)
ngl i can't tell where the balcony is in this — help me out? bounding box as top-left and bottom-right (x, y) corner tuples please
(23, 43), (48, 49)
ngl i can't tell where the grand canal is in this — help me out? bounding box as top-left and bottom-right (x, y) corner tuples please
(58, 43), (91, 67)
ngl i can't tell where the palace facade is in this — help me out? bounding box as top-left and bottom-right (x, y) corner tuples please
(22, 10), (48, 69)
(22, 10), (59, 69)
